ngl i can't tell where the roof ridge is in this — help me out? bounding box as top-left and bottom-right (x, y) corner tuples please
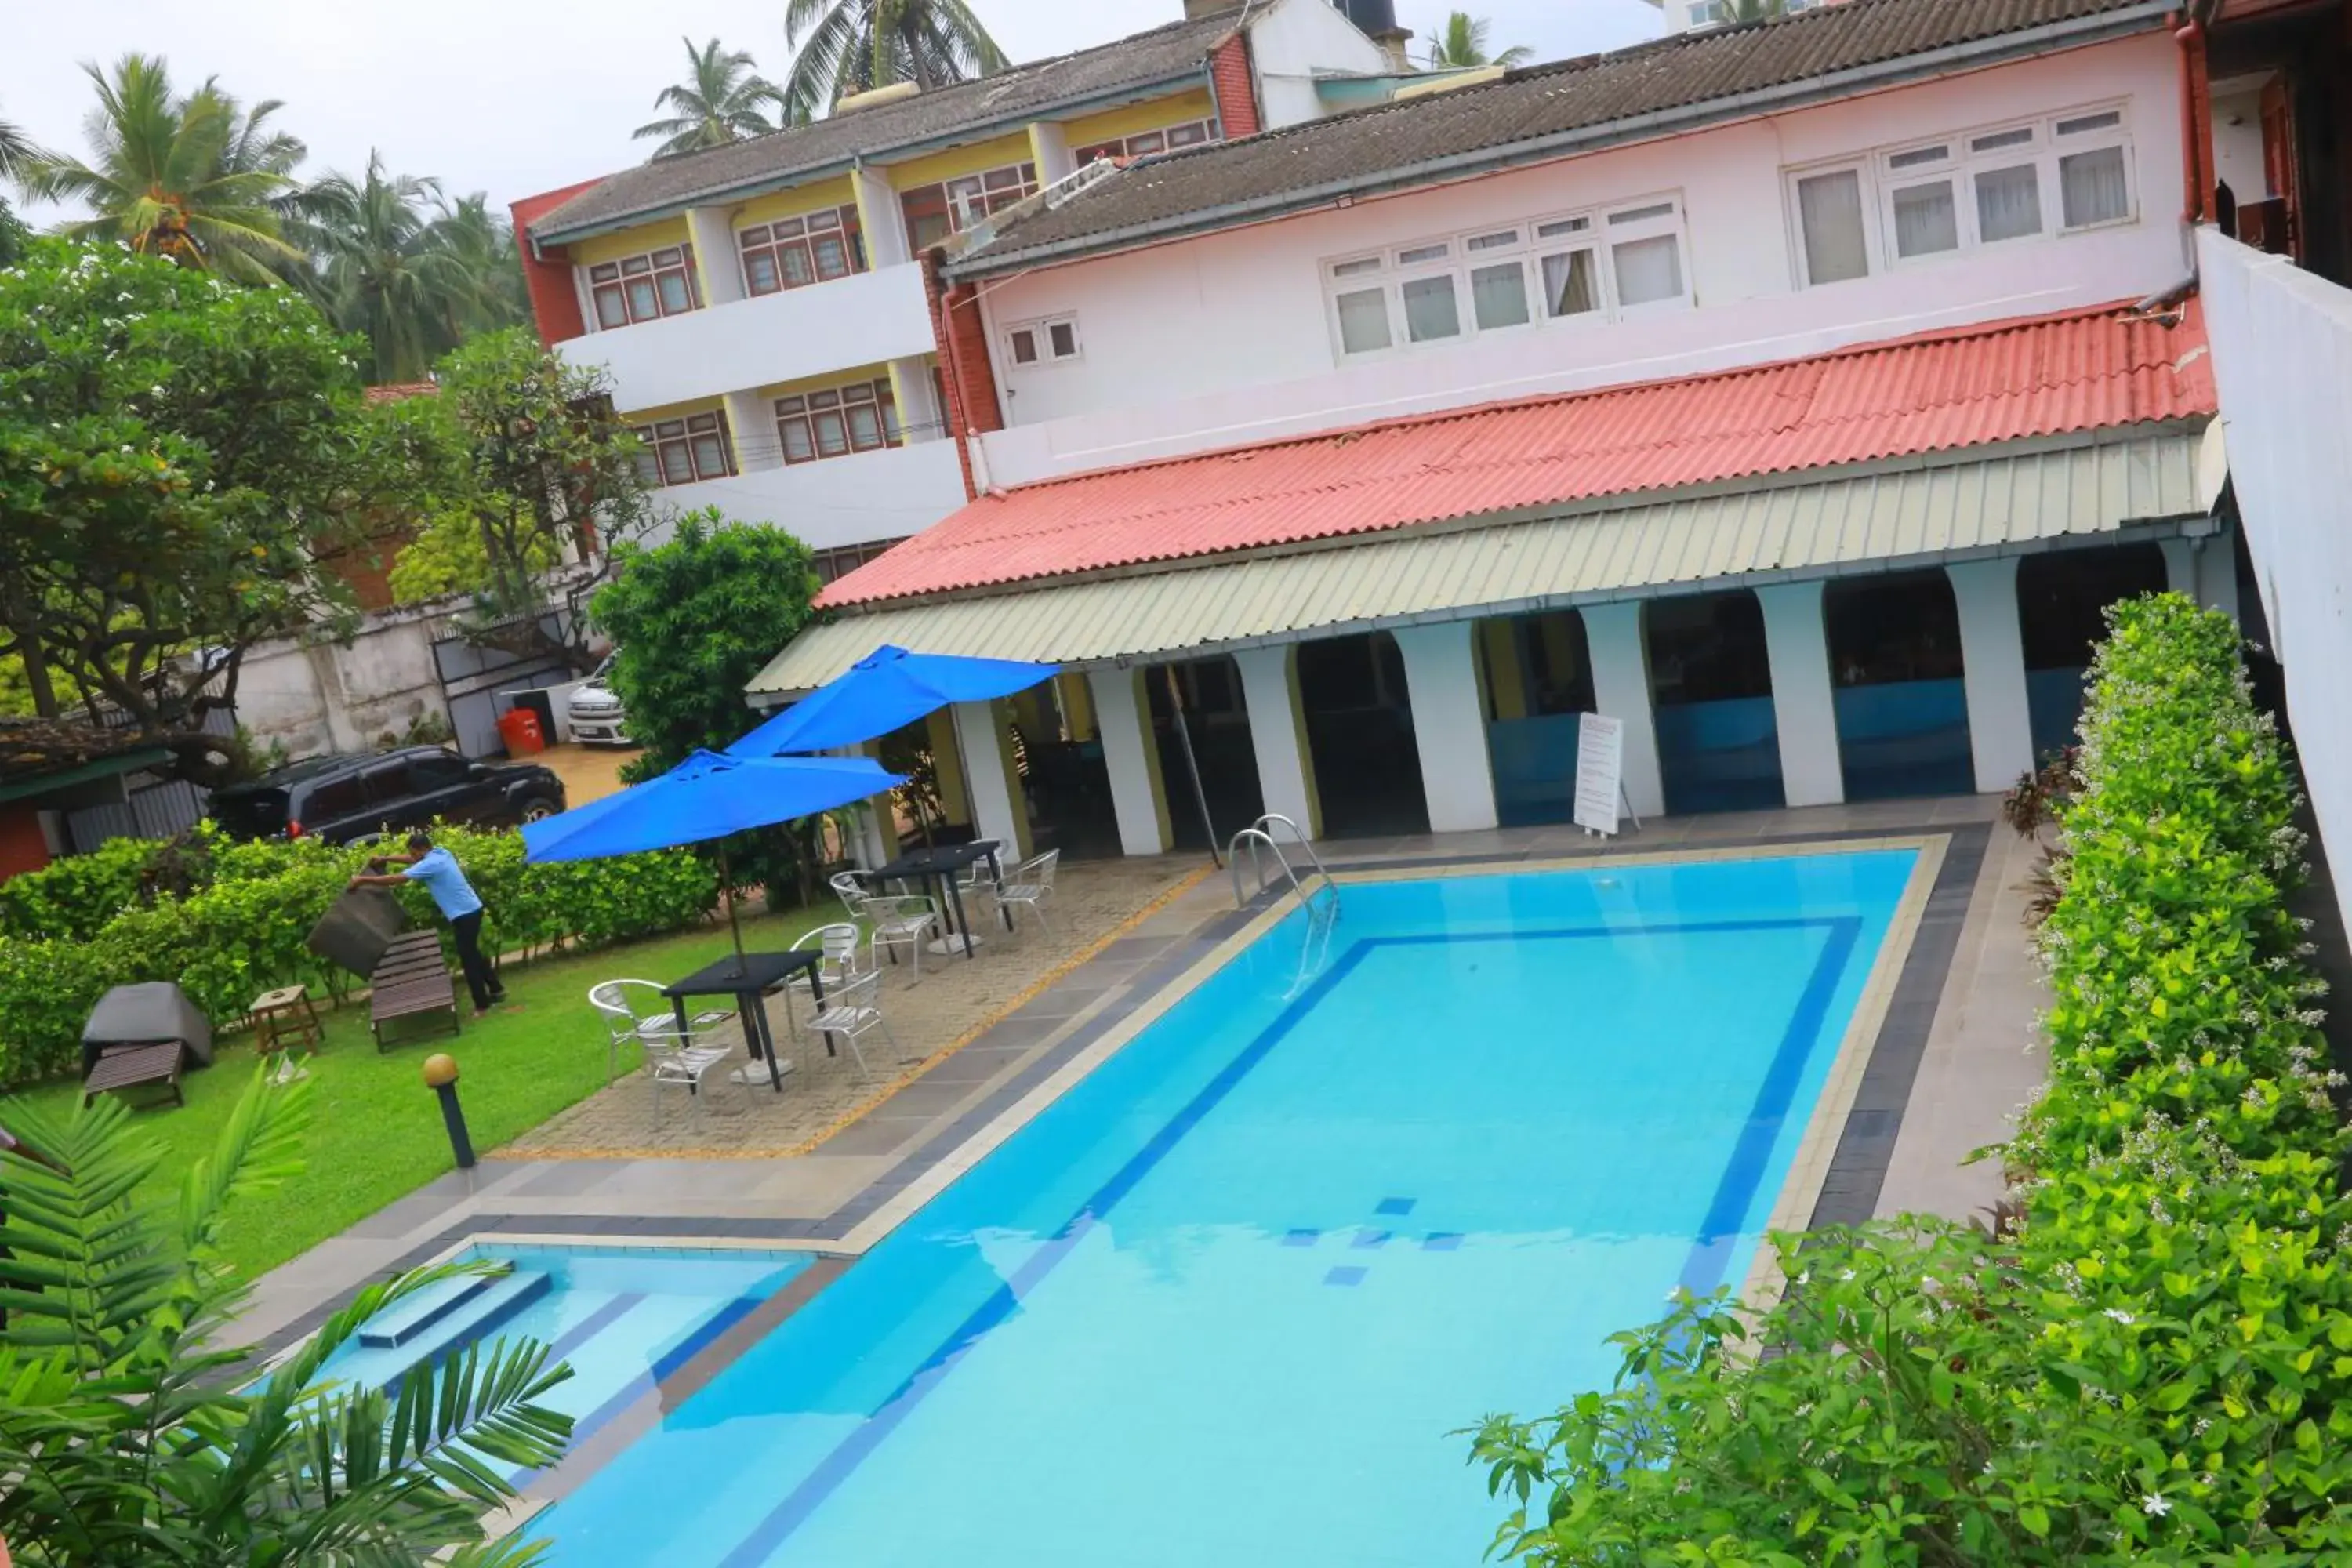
(982, 299), (2167, 501)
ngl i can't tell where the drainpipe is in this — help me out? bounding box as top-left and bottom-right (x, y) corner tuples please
(921, 249), (982, 503)
(2176, 13), (2210, 223)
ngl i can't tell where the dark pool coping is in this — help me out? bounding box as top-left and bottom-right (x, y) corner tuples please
(247, 819), (1991, 1370)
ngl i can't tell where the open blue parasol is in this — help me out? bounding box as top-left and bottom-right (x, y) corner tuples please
(728, 644), (1058, 757)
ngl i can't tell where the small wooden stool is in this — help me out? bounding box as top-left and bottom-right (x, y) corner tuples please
(250, 984), (324, 1056)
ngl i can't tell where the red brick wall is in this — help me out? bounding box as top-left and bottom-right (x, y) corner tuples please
(1210, 32), (1261, 140)
(941, 281), (1005, 438)
(509, 180), (604, 347)
(0, 805), (51, 883)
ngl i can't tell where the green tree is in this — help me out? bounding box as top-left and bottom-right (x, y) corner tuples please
(779, 0), (1010, 122)
(426, 190), (534, 337)
(0, 110), (38, 260)
(0, 1068), (572, 1564)
(307, 151), (527, 383)
(1424, 12), (1531, 69)
(0, 240), (397, 781)
(1726, 0), (1787, 21)
(634, 37), (793, 160)
(383, 328), (657, 673)
(19, 56), (302, 284)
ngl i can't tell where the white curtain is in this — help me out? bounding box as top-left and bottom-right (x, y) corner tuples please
(1797, 170), (1869, 284)
(1470, 262), (1530, 329)
(1401, 275), (1461, 341)
(1611, 235), (1683, 307)
(2060, 147), (2130, 227)
(1541, 249), (1599, 316)
(1336, 288), (1392, 354)
(1893, 181), (1959, 257)
(1973, 164), (2042, 241)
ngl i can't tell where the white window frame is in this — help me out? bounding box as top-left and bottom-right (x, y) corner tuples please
(1004, 313), (1083, 367)
(1788, 102), (2136, 288)
(1318, 194), (1690, 363)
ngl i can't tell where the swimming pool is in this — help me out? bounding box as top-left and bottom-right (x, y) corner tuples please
(533, 848), (1921, 1566)
(325, 1243), (808, 1466)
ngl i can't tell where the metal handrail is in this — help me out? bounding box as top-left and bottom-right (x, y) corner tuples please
(1227, 815), (1340, 918)
(1249, 813), (1334, 892)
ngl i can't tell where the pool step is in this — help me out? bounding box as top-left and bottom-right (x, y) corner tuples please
(359, 1272), (500, 1348)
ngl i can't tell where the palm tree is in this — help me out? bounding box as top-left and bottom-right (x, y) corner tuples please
(19, 56), (300, 283)
(0, 1069), (572, 1563)
(635, 37), (791, 159)
(428, 190), (534, 336)
(779, 0), (1010, 123)
(0, 111), (38, 183)
(1425, 11), (1532, 69)
(309, 153), (479, 382)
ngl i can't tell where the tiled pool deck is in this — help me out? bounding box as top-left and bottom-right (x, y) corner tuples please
(230, 796), (2047, 1511)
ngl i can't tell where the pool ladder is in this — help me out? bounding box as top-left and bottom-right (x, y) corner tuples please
(1229, 815), (1342, 999)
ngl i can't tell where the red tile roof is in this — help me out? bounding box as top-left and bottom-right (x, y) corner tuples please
(819, 302), (2216, 608)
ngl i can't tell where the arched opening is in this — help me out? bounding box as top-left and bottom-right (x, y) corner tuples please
(1006, 674), (1121, 860)
(1298, 630), (1429, 837)
(1478, 610), (1594, 826)
(2017, 543), (2169, 759)
(1646, 590), (1784, 814)
(1825, 572), (1973, 800)
(1146, 656), (1264, 851)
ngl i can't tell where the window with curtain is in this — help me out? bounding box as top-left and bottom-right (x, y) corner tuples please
(1973, 163), (2042, 242)
(1401, 274), (1461, 341)
(738, 207), (865, 297)
(1795, 169), (1869, 284)
(774, 378), (899, 465)
(632, 412), (733, 488)
(1891, 180), (1959, 257)
(584, 244), (701, 328)
(2059, 147), (2130, 227)
(1612, 235), (1682, 307)
(1470, 261), (1530, 328)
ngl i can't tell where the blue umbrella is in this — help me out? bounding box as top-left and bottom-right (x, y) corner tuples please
(728, 644), (1058, 757)
(523, 750), (905, 961)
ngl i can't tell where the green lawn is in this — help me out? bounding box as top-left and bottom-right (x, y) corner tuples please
(1, 902), (844, 1280)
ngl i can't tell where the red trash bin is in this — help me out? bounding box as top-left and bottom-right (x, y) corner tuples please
(496, 706), (546, 756)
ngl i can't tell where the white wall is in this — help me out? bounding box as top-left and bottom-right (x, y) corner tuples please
(2209, 79), (2270, 202)
(2197, 227), (2352, 938)
(563, 261), (936, 416)
(639, 437), (969, 553)
(238, 604), (455, 759)
(975, 34), (2187, 486)
(1246, 0), (1395, 129)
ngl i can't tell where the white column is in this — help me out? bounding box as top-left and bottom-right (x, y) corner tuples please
(1232, 644), (1321, 837)
(1756, 580), (1844, 808)
(1028, 121), (1076, 185)
(851, 165), (910, 269)
(1580, 601), (1665, 819)
(888, 355), (946, 446)
(684, 206), (743, 305)
(2161, 534), (2241, 624)
(1392, 621), (1498, 833)
(1946, 557), (2035, 793)
(722, 390), (776, 471)
(951, 699), (1030, 858)
(1088, 666), (1173, 856)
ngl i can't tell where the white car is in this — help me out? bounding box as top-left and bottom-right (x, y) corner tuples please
(567, 655), (632, 746)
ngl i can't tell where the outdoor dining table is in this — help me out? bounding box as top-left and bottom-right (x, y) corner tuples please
(661, 949), (837, 1093)
(870, 839), (1011, 960)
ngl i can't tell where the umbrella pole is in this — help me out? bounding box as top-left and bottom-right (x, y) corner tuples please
(720, 843), (746, 968)
(1163, 666), (1222, 869)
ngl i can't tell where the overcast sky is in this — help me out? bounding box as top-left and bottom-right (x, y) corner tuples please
(3, 0), (1664, 223)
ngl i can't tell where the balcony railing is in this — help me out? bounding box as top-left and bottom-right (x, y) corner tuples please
(638, 437), (968, 553)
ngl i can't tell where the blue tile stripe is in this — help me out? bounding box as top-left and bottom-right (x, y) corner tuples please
(713, 913), (1871, 1566)
(513, 1291), (768, 1490)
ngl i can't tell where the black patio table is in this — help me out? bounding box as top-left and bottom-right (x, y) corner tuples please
(662, 949), (835, 1093)
(869, 839), (1011, 960)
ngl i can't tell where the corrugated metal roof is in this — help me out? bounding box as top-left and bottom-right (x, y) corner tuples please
(821, 303), (2217, 608)
(951, 0), (2170, 275)
(751, 429), (2205, 696)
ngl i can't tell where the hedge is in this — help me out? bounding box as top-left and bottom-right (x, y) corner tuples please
(1469, 593), (2352, 1563)
(0, 824), (717, 1086)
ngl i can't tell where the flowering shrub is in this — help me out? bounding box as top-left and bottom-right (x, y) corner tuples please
(0, 824), (715, 1085)
(1468, 593), (2352, 1562)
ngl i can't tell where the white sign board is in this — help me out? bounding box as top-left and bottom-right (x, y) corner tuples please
(1573, 713), (1625, 836)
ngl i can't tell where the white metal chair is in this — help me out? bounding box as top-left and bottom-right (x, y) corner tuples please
(798, 966), (895, 1080)
(586, 978), (735, 1112)
(993, 849), (1060, 936)
(831, 870), (939, 978)
(775, 921), (865, 1035)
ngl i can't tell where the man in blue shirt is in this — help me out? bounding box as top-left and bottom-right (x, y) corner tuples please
(349, 831), (507, 1015)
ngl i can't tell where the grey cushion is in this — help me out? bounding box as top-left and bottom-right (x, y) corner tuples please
(82, 982), (213, 1074)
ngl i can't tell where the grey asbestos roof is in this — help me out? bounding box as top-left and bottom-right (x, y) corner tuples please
(531, 8), (1245, 245)
(947, 0), (2172, 275)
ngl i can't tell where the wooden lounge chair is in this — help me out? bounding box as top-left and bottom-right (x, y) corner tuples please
(82, 1041), (187, 1109)
(369, 931), (463, 1051)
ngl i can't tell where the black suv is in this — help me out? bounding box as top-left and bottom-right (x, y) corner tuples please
(211, 747), (567, 844)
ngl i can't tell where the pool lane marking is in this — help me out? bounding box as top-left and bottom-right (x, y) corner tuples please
(713, 913), (1876, 1564)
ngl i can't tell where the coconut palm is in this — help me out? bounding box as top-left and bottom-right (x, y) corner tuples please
(779, 0), (1011, 123)
(635, 36), (792, 159)
(20, 55), (300, 283)
(0, 1068), (572, 1563)
(428, 189), (534, 335)
(0, 112), (38, 183)
(1425, 11), (1532, 69)
(307, 153), (475, 381)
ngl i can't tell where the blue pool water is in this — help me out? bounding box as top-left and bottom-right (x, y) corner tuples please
(326, 1244), (808, 1462)
(536, 851), (1918, 1566)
